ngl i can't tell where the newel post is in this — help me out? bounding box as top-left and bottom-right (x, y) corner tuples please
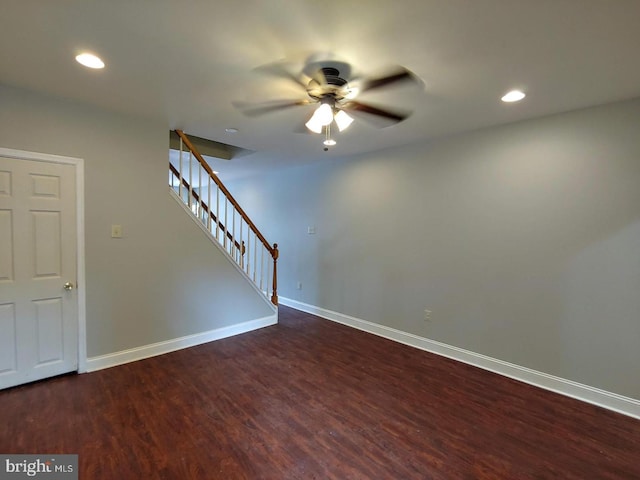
(271, 243), (279, 306)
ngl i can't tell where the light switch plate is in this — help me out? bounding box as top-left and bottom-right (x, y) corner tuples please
(111, 224), (123, 238)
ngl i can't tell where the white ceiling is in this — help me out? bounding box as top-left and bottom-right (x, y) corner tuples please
(2, 0), (640, 179)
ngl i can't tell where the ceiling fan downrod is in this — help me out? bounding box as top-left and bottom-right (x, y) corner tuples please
(323, 124), (336, 151)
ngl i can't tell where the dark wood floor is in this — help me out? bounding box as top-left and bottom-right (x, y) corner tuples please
(1, 305), (639, 479)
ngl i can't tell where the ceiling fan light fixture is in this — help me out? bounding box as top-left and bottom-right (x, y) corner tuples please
(323, 139), (336, 146)
(237, 61), (419, 145)
(334, 110), (354, 131)
(306, 102), (334, 133)
(315, 103), (334, 126)
(305, 116), (324, 133)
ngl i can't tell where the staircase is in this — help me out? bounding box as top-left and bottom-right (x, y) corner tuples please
(169, 130), (278, 305)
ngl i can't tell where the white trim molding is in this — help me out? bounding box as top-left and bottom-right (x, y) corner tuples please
(280, 297), (640, 420)
(0, 147), (88, 374)
(86, 313), (277, 372)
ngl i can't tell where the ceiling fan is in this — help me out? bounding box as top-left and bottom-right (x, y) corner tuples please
(234, 60), (421, 149)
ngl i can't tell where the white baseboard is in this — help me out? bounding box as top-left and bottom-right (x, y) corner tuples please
(280, 297), (640, 420)
(86, 314), (277, 372)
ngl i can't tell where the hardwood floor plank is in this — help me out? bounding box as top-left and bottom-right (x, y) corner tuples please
(1, 305), (639, 479)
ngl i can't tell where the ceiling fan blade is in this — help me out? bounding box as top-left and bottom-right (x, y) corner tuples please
(253, 61), (308, 90)
(359, 67), (419, 94)
(233, 99), (312, 117)
(343, 101), (410, 124)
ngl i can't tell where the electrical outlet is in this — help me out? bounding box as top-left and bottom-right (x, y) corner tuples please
(296, 282), (302, 290)
(307, 226), (316, 234)
(424, 309), (432, 321)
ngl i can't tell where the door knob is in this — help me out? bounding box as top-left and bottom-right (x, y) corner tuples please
(63, 282), (74, 291)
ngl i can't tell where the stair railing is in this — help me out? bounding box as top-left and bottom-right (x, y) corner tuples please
(169, 130), (278, 305)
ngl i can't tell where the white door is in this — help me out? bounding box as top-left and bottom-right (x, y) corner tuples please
(0, 155), (78, 389)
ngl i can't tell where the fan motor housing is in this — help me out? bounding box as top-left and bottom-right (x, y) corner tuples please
(305, 64), (353, 102)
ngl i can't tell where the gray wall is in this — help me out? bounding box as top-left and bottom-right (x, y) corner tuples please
(0, 84), (273, 358)
(229, 98), (640, 400)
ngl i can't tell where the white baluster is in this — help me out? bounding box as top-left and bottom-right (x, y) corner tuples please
(216, 184), (220, 242)
(253, 233), (258, 282)
(246, 230), (251, 275)
(259, 244), (264, 291)
(247, 228), (252, 276)
(188, 151), (193, 210)
(239, 219), (243, 266)
(178, 138), (184, 199)
(198, 162), (202, 222)
(207, 176), (211, 231)
(232, 207), (236, 259)
(223, 197), (228, 249)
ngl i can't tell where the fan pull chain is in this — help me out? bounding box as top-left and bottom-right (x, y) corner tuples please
(323, 124), (335, 151)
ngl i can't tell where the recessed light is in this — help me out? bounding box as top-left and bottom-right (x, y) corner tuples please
(75, 52), (105, 69)
(225, 128), (239, 134)
(501, 90), (526, 102)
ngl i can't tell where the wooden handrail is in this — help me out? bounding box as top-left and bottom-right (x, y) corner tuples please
(173, 129), (278, 305)
(169, 164), (244, 254)
(174, 130), (276, 258)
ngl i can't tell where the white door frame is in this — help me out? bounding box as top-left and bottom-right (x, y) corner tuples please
(0, 147), (87, 373)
